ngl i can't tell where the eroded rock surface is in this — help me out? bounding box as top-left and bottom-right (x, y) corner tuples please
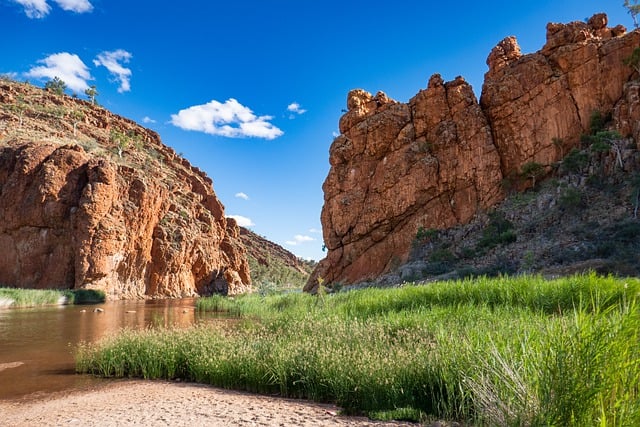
(0, 81), (250, 298)
(307, 14), (640, 290)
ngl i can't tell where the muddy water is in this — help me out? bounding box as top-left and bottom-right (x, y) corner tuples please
(0, 299), (213, 400)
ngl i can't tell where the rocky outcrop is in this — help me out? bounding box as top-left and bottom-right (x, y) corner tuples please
(309, 77), (503, 287)
(307, 14), (640, 291)
(0, 81), (250, 298)
(482, 13), (638, 178)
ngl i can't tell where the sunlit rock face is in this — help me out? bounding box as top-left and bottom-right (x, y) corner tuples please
(0, 81), (251, 298)
(307, 14), (640, 291)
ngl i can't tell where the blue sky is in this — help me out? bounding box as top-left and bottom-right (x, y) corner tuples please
(0, 0), (633, 261)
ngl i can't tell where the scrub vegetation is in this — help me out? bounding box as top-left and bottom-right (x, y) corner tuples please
(76, 274), (640, 425)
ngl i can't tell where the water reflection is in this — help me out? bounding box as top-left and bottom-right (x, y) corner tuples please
(0, 299), (211, 400)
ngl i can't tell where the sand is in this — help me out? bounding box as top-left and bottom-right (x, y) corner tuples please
(0, 380), (418, 426)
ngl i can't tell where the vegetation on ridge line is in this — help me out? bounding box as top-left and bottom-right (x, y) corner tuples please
(76, 274), (640, 425)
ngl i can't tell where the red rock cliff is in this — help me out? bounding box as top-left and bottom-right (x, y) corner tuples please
(307, 13), (640, 291)
(0, 81), (251, 298)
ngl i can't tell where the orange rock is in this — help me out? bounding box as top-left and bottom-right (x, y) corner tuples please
(0, 83), (250, 298)
(307, 14), (640, 290)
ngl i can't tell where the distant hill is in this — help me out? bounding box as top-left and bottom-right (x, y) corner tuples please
(239, 227), (314, 293)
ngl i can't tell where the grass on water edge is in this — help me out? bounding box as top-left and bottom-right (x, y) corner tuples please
(0, 287), (106, 308)
(76, 273), (640, 425)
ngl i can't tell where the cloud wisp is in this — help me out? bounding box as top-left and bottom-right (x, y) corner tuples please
(287, 102), (306, 119)
(142, 116), (156, 124)
(94, 49), (133, 93)
(25, 52), (92, 93)
(14, 0), (92, 18)
(226, 215), (255, 227)
(235, 192), (250, 200)
(285, 234), (315, 246)
(170, 99), (283, 140)
(54, 0), (92, 13)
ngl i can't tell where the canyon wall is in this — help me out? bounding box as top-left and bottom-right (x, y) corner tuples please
(0, 82), (251, 298)
(307, 13), (640, 290)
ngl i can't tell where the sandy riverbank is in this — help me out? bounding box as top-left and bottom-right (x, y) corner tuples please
(0, 380), (419, 426)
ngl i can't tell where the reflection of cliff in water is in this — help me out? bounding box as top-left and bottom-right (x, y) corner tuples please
(0, 298), (215, 400)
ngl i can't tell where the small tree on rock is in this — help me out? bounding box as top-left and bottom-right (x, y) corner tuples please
(624, 0), (640, 28)
(85, 85), (98, 105)
(45, 77), (66, 95)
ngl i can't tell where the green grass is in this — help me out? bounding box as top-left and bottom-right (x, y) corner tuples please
(76, 273), (640, 425)
(0, 287), (106, 308)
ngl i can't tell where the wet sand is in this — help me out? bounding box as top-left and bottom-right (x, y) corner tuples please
(0, 380), (417, 426)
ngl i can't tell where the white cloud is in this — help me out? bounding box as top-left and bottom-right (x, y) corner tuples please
(170, 99), (283, 140)
(94, 50), (132, 93)
(14, 0), (50, 18)
(308, 228), (322, 234)
(287, 102), (307, 115)
(226, 215), (254, 227)
(142, 116), (156, 124)
(53, 0), (92, 13)
(285, 234), (315, 246)
(14, 0), (92, 18)
(25, 52), (92, 93)
(235, 192), (249, 200)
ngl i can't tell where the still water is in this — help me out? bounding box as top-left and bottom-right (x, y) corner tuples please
(0, 299), (212, 400)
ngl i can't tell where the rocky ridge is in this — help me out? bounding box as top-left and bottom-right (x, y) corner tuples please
(307, 13), (640, 291)
(0, 80), (251, 298)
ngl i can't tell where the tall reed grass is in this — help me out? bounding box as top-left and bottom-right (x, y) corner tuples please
(0, 287), (106, 308)
(76, 274), (640, 424)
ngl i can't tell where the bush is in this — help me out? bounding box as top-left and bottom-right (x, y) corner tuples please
(477, 211), (517, 251)
(561, 148), (588, 173)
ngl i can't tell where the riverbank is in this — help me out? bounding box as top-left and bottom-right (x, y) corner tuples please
(0, 380), (417, 426)
(77, 274), (640, 424)
(0, 287), (105, 308)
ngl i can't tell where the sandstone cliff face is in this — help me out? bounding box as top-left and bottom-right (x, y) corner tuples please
(311, 77), (503, 286)
(307, 14), (640, 291)
(481, 13), (638, 178)
(0, 81), (250, 298)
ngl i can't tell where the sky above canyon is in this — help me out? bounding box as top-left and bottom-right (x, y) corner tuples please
(0, 0), (633, 261)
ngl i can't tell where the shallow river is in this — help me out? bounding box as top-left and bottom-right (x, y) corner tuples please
(0, 299), (213, 400)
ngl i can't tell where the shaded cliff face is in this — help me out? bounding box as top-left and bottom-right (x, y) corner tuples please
(307, 13), (640, 291)
(0, 80), (250, 298)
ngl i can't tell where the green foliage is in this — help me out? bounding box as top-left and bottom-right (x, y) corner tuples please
(71, 289), (107, 304)
(561, 148), (589, 173)
(84, 85), (98, 104)
(44, 76), (67, 95)
(247, 255), (309, 293)
(558, 187), (584, 211)
(415, 226), (438, 243)
(520, 161), (545, 188)
(0, 287), (105, 307)
(77, 274), (640, 424)
(589, 110), (609, 135)
(624, 0), (640, 28)
(477, 211), (517, 251)
(110, 129), (129, 158)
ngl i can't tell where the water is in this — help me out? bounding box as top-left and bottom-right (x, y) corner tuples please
(0, 299), (211, 400)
